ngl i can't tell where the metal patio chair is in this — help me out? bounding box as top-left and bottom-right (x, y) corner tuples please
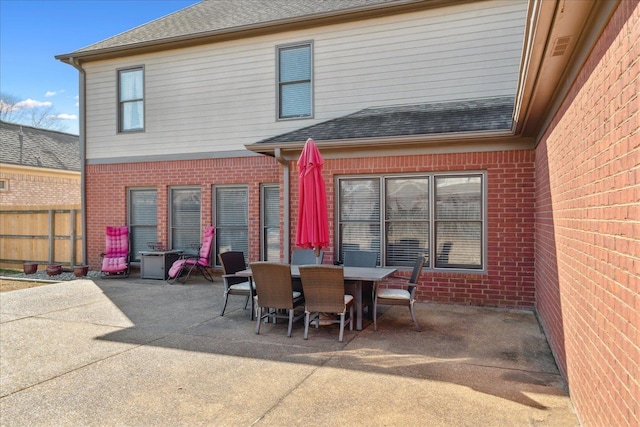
(219, 251), (255, 319)
(167, 226), (215, 284)
(373, 256), (426, 331)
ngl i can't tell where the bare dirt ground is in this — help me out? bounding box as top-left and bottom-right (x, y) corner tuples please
(0, 279), (53, 292)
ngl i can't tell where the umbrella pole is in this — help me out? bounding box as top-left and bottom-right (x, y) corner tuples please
(314, 247), (321, 265)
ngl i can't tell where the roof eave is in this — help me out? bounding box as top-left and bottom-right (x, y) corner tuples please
(56, 0), (473, 64)
(513, 0), (620, 142)
(246, 129), (534, 159)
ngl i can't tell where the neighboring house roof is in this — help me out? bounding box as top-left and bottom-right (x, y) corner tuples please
(0, 121), (80, 172)
(56, 0), (431, 60)
(256, 97), (514, 144)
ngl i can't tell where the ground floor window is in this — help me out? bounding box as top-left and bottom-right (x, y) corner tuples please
(214, 185), (249, 264)
(128, 188), (157, 262)
(261, 184), (280, 261)
(169, 187), (201, 252)
(337, 172), (486, 270)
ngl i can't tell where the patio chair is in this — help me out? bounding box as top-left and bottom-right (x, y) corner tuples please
(291, 249), (324, 294)
(167, 226), (215, 284)
(219, 251), (255, 319)
(100, 226), (130, 278)
(343, 250), (378, 267)
(291, 249), (324, 265)
(299, 265), (354, 342)
(373, 256), (426, 331)
(343, 250), (378, 319)
(250, 262), (305, 337)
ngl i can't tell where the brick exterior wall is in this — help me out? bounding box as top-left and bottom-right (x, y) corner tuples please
(86, 149), (536, 309)
(0, 169), (80, 206)
(85, 156), (281, 270)
(535, 1), (639, 426)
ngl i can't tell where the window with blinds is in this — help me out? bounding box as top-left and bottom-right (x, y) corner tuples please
(277, 42), (312, 119)
(337, 173), (486, 270)
(169, 187), (201, 253)
(261, 185), (280, 261)
(128, 188), (157, 262)
(338, 178), (381, 263)
(214, 186), (249, 263)
(434, 175), (483, 269)
(118, 67), (144, 132)
(385, 177), (430, 267)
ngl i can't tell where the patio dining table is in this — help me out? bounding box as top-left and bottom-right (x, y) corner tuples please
(236, 265), (396, 330)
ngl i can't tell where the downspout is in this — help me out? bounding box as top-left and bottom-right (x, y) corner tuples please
(68, 57), (87, 266)
(274, 148), (290, 262)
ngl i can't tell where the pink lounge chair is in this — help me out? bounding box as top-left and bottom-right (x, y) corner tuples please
(100, 226), (130, 278)
(167, 226), (215, 284)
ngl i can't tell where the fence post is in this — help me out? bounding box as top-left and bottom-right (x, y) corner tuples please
(70, 209), (77, 266)
(48, 210), (55, 263)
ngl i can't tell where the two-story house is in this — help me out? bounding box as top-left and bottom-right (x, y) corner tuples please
(56, 1), (638, 425)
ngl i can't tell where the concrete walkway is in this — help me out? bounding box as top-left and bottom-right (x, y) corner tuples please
(0, 275), (578, 426)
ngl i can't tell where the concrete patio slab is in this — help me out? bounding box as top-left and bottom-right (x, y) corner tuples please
(0, 275), (578, 426)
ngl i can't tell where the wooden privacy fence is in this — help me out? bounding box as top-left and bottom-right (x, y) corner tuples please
(0, 205), (83, 269)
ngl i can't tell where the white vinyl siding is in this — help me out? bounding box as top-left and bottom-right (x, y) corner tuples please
(83, 0), (527, 160)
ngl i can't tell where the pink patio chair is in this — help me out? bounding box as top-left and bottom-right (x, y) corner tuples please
(167, 226), (215, 284)
(100, 226), (130, 278)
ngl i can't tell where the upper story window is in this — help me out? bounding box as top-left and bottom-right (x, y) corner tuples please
(118, 67), (144, 132)
(277, 42), (312, 120)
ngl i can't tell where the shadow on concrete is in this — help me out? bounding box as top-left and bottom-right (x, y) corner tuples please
(91, 274), (566, 411)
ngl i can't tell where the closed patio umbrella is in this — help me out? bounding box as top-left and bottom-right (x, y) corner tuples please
(296, 138), (329, 264)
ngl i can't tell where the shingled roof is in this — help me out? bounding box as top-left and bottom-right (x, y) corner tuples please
(0, 121), (80, 172)
(59, 0), (403, 58)
(255, 96), (515, 145)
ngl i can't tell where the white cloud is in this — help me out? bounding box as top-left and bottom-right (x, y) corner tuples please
(15, 98), (52, 109)
(45, 90), (65, 97)
(49, 113), (78, 120)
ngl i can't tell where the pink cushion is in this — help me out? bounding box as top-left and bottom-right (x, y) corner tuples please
(101, 257), (128, 273)
(167, 226), (215, 279)
(105, 226), (129, 258)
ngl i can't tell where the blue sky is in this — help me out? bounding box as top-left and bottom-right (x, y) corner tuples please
(0, 0), (200, 135)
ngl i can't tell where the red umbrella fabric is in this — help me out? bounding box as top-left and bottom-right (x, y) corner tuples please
(296, 138), (329, 260)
